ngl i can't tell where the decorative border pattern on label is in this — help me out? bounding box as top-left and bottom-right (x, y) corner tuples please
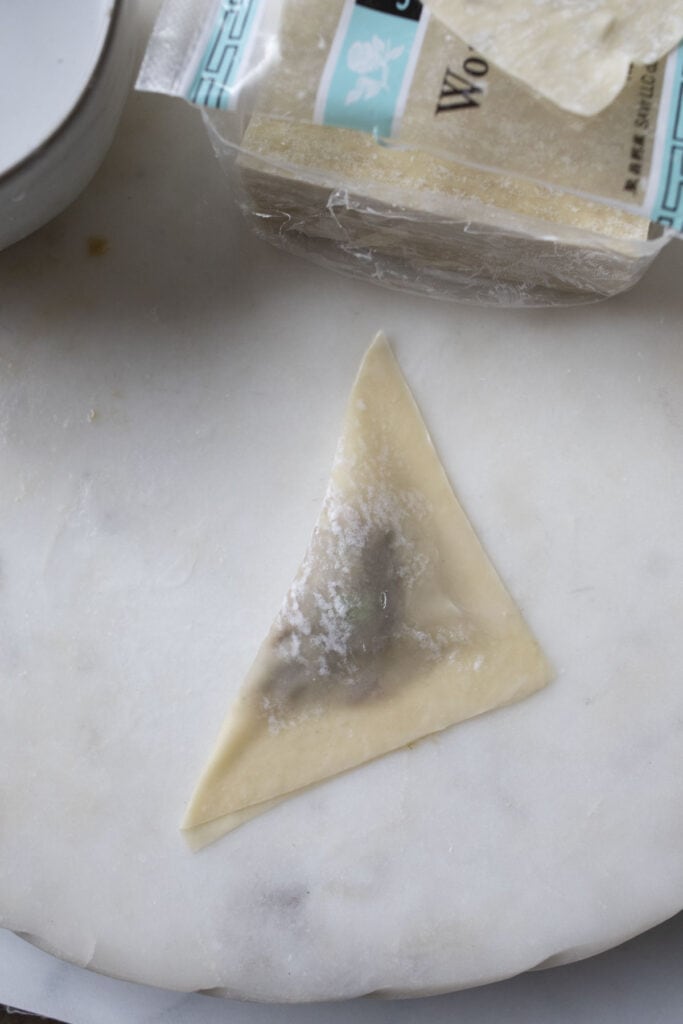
(314, 0), (429, 138)
(647, 42), (683, 232)
(187, 0), (263, 110)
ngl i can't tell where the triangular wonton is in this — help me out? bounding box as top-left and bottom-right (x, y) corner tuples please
(183, 334), (551, 848)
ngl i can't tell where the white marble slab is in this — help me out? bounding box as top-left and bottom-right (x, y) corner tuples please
(0, 12), (682, 1002)
(3, 915), (683, 1024)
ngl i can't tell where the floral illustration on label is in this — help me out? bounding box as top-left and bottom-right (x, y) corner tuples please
(345, 36), (405, 105)
(315, 0), (429, 137)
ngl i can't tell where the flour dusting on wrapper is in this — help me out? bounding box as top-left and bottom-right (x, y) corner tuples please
(137, 0), (682, 306)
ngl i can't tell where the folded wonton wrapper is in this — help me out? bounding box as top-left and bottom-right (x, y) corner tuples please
(428, 0), (683, 116)
(183, 334), (551, 849)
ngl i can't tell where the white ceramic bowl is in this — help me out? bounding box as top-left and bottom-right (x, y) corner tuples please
(0, 0), (137, 251)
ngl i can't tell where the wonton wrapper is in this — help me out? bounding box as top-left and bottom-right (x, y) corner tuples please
(183, 334), (551, 848)
(428, 0), (683, 116)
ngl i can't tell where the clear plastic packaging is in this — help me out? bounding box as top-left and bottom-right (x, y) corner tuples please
(138, 0), (680, 306)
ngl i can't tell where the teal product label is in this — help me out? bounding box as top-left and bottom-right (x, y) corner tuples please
(314, 0), (429, 138)
(187, 0), (263, 110)
(648, 42), (683, 232)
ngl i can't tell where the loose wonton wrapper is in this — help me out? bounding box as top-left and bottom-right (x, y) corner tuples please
(427, 0), (683, 116)
(183, 335), (551, 849)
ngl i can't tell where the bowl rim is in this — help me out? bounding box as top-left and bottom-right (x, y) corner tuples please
(0, 0), (126, 187)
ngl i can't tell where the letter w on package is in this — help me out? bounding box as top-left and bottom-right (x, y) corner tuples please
(314, 0), (430, 138)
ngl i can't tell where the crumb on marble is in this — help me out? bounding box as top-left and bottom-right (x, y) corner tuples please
(87, 235), (109, 257)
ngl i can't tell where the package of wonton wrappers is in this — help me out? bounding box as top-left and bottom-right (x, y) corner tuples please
(138, 0), (683, 306)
